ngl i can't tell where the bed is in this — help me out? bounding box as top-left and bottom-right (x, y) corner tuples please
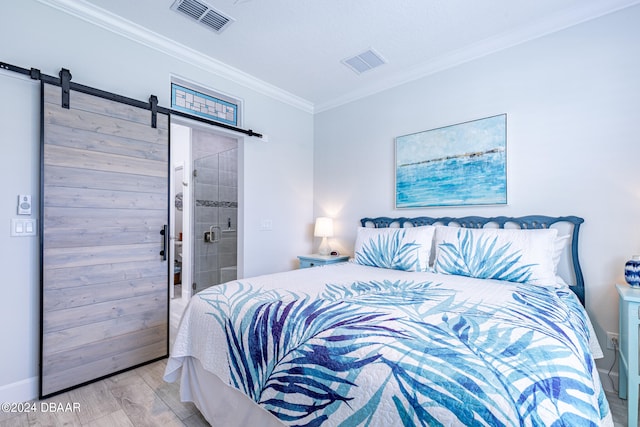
(164, 215), (612, 426)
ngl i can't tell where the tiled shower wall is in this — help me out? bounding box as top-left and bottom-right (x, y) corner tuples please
(218, 148), (238, 283)
(192, 130), (238, 292)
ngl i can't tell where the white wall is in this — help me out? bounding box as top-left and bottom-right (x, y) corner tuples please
(0, 0), (313, 399)
(0, 72), (41, 401)
(314, 5), (640, 383)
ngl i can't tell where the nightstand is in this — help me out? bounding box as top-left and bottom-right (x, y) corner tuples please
(298, 254), (349, 269)
(616, 283), (640, 427)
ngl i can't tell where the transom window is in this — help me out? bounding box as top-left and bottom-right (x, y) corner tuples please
(171, 80), (241, 126)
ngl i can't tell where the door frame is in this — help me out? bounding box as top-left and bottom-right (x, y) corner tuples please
(169, 161), (184, 300)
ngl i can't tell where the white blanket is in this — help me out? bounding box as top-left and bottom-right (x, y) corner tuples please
(165, 262), (611, 426)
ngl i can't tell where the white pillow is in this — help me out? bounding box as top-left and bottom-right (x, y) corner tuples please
(354, 226), (435, 272)
(552, 234), (570, 274)
(433, 226), (558, 286)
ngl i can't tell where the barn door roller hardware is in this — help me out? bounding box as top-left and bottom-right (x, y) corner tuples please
(59, 68), (72, 109)
(149, 95), (158, 129)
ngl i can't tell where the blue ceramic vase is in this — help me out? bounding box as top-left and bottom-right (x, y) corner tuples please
(625, 255), (640, 287)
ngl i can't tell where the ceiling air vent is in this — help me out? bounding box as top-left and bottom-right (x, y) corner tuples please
(171, 0), (234, 33)
(342, 49), (387, 75)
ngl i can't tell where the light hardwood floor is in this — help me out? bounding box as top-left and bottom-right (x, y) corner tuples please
(0, 358), (632, 426)
(607, 389), (630, 427)
(0, 359), (208, 427)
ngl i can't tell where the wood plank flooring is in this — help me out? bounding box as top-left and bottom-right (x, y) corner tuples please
(608, 390), (629, 427)
(0, 359), (208, 427)
(0, 350), (632, 426)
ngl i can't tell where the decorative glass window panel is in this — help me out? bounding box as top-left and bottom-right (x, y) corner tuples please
(171, 83), (238, 126)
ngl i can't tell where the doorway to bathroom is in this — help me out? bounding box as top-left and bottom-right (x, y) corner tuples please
(170, 119), (239, 323)
(192, 137), (238, 294)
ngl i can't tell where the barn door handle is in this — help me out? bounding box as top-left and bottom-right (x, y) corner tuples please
(160, 225), (168, 260)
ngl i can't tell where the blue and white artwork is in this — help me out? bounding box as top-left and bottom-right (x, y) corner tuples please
(396, 114), (507, 208)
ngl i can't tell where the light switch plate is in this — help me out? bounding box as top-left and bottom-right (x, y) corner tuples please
(260, 219), (273, 231)
(11, 218), (37, 237)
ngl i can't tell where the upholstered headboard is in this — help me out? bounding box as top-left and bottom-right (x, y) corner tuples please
(359, 215), (585, 305)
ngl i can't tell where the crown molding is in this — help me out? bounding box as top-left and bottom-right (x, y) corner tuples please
(315, 0), (640, 113)
(36, 0), (639, 115)
(36, 0), (315, 114)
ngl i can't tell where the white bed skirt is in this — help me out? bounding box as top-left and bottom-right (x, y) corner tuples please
(165, 356), (284, 427)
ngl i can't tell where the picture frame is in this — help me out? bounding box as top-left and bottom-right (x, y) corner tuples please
(395, 114), (507, 208)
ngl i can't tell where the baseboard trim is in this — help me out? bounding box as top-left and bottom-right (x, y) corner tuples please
(0, 376), (38, 402)
(599, 367), (618, 394)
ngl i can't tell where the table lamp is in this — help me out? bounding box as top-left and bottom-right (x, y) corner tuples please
(314, 217), (333, 256)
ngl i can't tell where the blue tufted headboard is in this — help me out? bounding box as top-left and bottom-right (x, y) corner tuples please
(359, 215), (585, 305)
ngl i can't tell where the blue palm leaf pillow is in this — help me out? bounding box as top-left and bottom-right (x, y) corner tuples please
(354, 226), (435, 272)
(434, 226), (559, 286)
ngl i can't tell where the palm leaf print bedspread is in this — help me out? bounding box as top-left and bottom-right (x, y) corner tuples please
(166, 263), (611, 426)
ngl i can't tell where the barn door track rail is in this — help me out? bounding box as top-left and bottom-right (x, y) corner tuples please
(0, 60), (263, 137)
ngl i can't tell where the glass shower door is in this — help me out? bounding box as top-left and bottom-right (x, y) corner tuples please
(192, 148), (238, 294)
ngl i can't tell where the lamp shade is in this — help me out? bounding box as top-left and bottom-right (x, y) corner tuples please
(314, 217), (334, 237)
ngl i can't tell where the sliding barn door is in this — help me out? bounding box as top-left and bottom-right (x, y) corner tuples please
(40, 82), (169, 397)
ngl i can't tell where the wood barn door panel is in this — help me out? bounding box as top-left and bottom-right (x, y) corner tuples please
(41, 83), (169, 397)
(44, 275), (167, 311)
(44, 165), (168, 192)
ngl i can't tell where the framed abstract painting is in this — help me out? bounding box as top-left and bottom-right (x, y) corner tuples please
(395, 114), (507, 208)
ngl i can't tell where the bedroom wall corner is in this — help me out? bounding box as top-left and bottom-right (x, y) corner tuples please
(313, 4), (640, 380)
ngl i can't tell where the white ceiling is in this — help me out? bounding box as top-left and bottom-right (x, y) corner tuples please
(41, 0), (639, 112)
